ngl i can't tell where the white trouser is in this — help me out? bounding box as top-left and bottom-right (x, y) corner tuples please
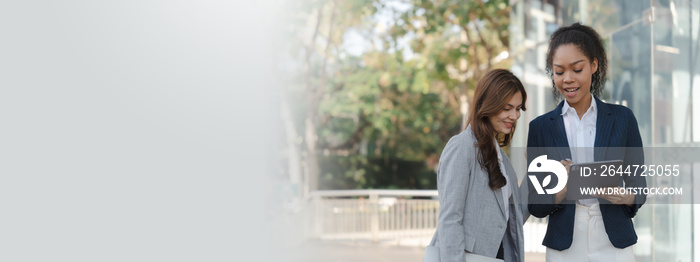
(546, 203), (634, 262)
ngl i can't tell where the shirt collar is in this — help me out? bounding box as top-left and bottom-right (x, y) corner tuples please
(561, 93), (597, 116)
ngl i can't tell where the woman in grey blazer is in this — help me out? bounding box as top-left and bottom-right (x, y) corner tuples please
(428, 69), (527, 262)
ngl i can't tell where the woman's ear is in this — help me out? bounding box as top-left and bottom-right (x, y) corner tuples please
(591, 58), (598, 74)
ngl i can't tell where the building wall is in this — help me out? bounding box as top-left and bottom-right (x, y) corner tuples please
(509, 0), (700, 261)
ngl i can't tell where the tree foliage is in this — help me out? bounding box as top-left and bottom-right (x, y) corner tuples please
(284, 0), (512, 190)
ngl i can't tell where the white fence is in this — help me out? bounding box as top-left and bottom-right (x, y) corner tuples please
(306, 190), (546, 252)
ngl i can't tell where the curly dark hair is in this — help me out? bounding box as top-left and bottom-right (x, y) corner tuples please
(545, 22), (608, 100)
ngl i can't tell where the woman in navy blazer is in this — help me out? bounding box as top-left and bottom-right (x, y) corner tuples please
(526, 23), (646, 262)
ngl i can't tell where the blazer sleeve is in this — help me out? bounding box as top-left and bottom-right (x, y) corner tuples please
(526, 120), (565, 218)
(621, 108), (646, 217)
(436, 135), (473, 262)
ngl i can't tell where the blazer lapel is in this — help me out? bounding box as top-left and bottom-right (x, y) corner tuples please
(594, 97), (613, 161)
(493, 186), (506, 219)
(493, 148), (506, 219)
(549, 101), (572, 159)
(505, 158), (521, 219)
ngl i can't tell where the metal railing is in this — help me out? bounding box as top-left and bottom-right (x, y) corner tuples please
(309, 190), (438, 245)
(305, 189), (546, 252)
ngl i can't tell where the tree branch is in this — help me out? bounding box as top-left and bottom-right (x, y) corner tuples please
(442, 11), (482, 78)
(471, 18), (493, 69)
(461, 24), (482, 80)
(315, 0), (338, 108)
(325, 113), (371, 150)
(476, 0), (509, 48)
(304, 7), (323, 68)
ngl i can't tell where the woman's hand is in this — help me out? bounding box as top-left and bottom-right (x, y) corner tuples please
(596, 187), (635, 207)
(553, 159), (573, 205)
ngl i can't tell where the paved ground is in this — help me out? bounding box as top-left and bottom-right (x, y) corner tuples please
(281, 240), (546, 262)
(283, 240), (424, 262)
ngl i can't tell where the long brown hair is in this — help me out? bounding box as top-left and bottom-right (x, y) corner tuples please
(467, 69), (527, 190)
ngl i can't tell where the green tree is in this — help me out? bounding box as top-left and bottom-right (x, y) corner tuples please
(284, 0), (513, 191)
(393, 0), (512, 129)
(282, 0), (377, 195)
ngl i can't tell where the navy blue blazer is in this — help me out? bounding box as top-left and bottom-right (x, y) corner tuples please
(526, 96), (646, 251)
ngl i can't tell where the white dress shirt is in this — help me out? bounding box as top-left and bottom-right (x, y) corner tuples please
(561, 94), (597, 205)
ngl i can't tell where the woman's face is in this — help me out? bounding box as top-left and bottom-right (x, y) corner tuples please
(489, 91), (523, 135)
(552, 44), (598, 106)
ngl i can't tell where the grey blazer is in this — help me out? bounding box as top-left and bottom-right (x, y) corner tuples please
(429, 127), (527, 262)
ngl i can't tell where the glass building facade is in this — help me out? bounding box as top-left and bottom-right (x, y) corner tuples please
(509, 0), (700, 261)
